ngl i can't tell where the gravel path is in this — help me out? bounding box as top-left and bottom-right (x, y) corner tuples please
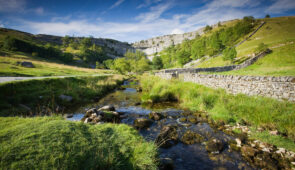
(0, 74), (111, 84)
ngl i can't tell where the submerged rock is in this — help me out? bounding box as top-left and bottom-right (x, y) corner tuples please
(206, 138), (224, 154)
(134, 118), (153, 129)
(159, 158), (174, 170)
(181, 130), (204, 144)
(59, 94), (73, 102)
(156, 125), (178, 148)
(149, 111), (164, 121)
(187, 116), (198, 124)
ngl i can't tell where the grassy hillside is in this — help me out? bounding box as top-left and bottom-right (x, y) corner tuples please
(196, 16), (295, 76)
(0, 117), (157, 169)
(0, 51), (112, 76)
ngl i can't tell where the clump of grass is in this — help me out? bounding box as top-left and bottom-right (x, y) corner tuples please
(0, 75), (124, 116)
(0, 116), (158, 169)
(140, 75), (295, 148)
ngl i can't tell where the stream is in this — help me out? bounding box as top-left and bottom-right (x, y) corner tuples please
(67, 81), (255, 170)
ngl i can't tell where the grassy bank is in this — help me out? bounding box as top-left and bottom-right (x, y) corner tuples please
(0, 116), (157, 169)
(140, 75), (295, 151)
(0, 75), (124, 116)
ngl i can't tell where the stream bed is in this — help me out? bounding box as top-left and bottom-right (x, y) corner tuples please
(67, 81), (255, 170)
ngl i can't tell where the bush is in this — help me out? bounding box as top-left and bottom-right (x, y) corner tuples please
(0, 117), (158, 169)
(255, 43), (268, 54)
(222, 47), (237, 62)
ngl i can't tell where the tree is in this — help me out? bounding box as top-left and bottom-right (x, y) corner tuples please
(204, 25), (212, 33)
(152, 56), (163, 70)
(103, 59), (114, 69)
(62, 35), (71, 47)
(222, 47), (237, 63)
(80, 37), (92, 50)
(113, 58), (130, 74)
(255, 43), (268, 54)
(265, 14), (270, 18)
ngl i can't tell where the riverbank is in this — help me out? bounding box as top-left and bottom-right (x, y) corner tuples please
(139, 75), (295, 152)
(0, 75), (124, 116)
(0, 116), (157, 169)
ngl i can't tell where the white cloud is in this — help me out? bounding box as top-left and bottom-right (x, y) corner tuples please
(110, 0), (125, 9)
(11, 0), (265, 42)
(137, 0), (162, 9)
(171, 28), (184, 34)
(266, 0), (295, 13)
(0, 0), (26, 12)
(136, 2), (172, 22)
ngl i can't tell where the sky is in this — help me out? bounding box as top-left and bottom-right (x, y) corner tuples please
(0, 0), (295, 43)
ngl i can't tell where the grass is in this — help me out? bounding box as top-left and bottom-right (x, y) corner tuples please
(0, 51), (112, 76)
(220, 43), (295, 76)
(0, 116), (157, 169)
(0, 75), (124, 116)
(195, 16), (295, 76)
(140, 75), (295, 151)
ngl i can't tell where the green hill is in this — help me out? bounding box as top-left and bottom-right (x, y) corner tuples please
(195, 16), (295, 76)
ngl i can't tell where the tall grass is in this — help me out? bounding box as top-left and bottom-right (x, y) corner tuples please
(0, 116), (158, 169)
(140, 75), (295, 144)
(0, 75), (124, 116)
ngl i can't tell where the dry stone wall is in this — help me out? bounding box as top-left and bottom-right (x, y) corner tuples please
(155, 72), (295, 102)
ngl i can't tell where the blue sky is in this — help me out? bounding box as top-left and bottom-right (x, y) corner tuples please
(0, 0), (295, 42)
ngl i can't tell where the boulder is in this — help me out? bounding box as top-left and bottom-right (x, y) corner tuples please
(64, 114), (73, 118)
(181, 130), (204, 144)
(59, 94), (73, 102)
(18, 61), (35, 68)
(102, 111), (120, 123)
(156, 125), (178, 148)
(149, 112), (163, 121)
(134, 118), (153, 129)
(206, 138), (224, 153)
(98, 105), (115, 111)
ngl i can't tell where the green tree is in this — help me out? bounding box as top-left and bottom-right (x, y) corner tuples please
(80, 37), (92, 50)
(204, 25), (212, 33)
(255, 43), (268, 54)
(222, 47), (237, 63)
(113, 58), (130, 74)
(103, 59), (114, 69)
(152, 56), (163, 70)
(62, 35), (71, 47)
(265, 14), (270, 18)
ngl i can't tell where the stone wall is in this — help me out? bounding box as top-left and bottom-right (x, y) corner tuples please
(155, 72), (295, 102)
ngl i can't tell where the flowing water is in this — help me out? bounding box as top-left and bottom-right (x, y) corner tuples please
(68, 81), (255, 170)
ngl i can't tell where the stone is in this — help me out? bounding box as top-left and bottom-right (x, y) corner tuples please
(134, 118), (153, 129)
(156, 125), (178, 148)
(149, 112), (163, 121)
(159, 158), (174, 170)
(235, 138), (242, 147)
(269, 130), (278, 135)
(179, 117), (187, 123)
(181, 130), (204, 144)
(241, 146), (258, 158)
(205, 138), (224, 153)
(59, 94), (73, 102)
(187, 116), (198, 124)
(102, 111), (120, 123)
(98, 105), (115, 111)
(18, 61), (35, 68)
(64, 114), (73, 118)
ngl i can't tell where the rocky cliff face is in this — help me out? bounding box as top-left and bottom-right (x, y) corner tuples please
(132, 20), (237, 59)
(34, 34), (135, 58)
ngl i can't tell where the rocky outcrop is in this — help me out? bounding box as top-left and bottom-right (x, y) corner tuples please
(132, 20), (237, 57)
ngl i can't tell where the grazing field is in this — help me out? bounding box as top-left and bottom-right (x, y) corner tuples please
(195, 16), (295, 76)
